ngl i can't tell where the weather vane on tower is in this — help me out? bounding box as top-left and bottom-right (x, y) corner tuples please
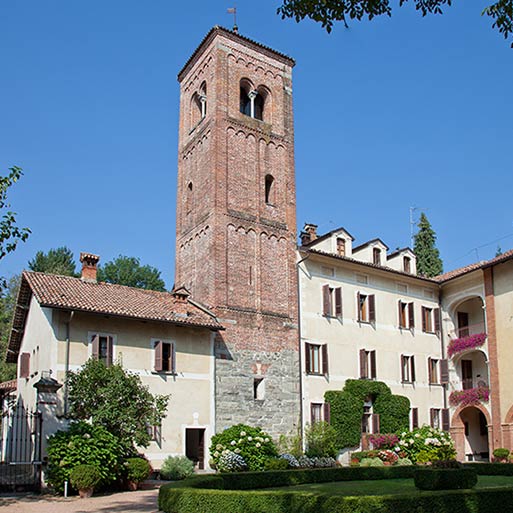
(227, 5), (238, 33)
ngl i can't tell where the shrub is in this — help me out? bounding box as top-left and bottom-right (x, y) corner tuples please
(493, 448), (510, 461)
(311, 457), (337, 468)
(394, 425), (455, 463)
(368, 433), (399, 450)
(414, 468), (477, 490)
(265, 458), (290, 471)
(297, 455), (314, 468)
(46, 421), (124, 494)
(69, 464), (101, 491)
(397, 458), (413, 466)
(217, 451), (248, 473)
(279, 454), (300, 468)
(125, 457), (152, 483)
(351, 450), (379, 462)
(431, 459), (462, 469)
(464, 462), (513, 475)
(305, 421), (338, 458)
(360, 457), (384, 467)
(378, 450), (398, 465)
(210, 424), (277, 471)
(160, 456), (195, 481)
(277, 431), (303, 458)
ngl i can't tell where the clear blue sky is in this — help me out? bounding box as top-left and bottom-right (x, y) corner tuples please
(1, 0), (512, 288)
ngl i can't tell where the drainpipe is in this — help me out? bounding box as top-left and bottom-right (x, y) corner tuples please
(63, 311), (74, 416)
(439, 291), (448, 410)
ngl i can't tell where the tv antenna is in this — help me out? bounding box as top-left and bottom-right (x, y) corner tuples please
(227, 6), (238, 33)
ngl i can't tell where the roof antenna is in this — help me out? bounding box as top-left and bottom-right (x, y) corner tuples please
(227, 5), (238, 33)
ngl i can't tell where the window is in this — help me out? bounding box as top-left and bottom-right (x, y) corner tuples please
(91, 334), (113, 366)
(403, 256), (411, 273)
(373, 247), (381, 265)
(428, 357), (439, 384)
(264, 174), (274, 204)
(421, 306), (441, 333)
(430, 408), (441, 429)
(147, 423), (162, 447)
(411, 407), (419, 429)
(239, 80), (268, 121)
(336, 237), (346, 256)
(19, 352), (30, 378)
(359, 349), (377, 379)
(362, 401), (380, 434)
(253, 377), (265, 400)
(398, 301), (415, 329)
(305, 342), (328, 376)
(154, 340), (175, 373)
(401, 355), (416, 383)
(357, 293), (375, 323)
(186, 182), (193, 215)
(240, 79), (252, 116)
(322, 284), (342, 317)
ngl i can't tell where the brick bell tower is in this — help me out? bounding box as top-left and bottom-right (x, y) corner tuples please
(175, 27), (300, 435)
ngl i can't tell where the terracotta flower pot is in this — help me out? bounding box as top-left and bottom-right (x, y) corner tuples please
(79, 487), (94, 498)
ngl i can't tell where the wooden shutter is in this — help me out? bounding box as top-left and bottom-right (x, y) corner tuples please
(421, 307), (427, 332)
(428, 357), (433, 384)
(359, 349), (367, 379)
(442, 408), (450, 431)
(323, 402), (331, 424)
(434, 308), (441, 333)
(357, 292), (362, 322)
(170, 343), (176, 373)
(398, 301), (404, 328)
(154, 341), (163, 372)
(322, 344), (329, 376)
(430, 408), (435, 428)
(370, 350), (377, 379)
(440, 359), (449, 384)
(372, 414), (380, 434)
(91, 334), (99, 360)
(106, 336), (113, 367)
(334, 287), (342, 317)
(408, 302), (415, 329)
(412, 408), (419, 429)
(322, 285), (331, 316)
(305, 343), (311, 374)
(411, 356), (416, 382)
(400, 355), (405, 382)
(368, 295), (376, 323)
(310, 403), (316, 424)
(19, 352), (30, 378)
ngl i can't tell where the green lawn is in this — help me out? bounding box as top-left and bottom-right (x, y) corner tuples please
(269, 476), (513, 496)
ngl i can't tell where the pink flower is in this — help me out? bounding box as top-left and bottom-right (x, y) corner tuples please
(449, 386), (490, 406)
(448, 333), (487, 358)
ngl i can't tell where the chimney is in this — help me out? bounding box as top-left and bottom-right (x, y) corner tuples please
(80, 252), (100, 282)
(300, 223), (318, 246)
(172, 285), (190, 303)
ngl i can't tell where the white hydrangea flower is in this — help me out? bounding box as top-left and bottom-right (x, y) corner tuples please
(256, 442), (261, 448)
(231, 440), (236, 446)
(240, 431), (246, 437)
(214, 451), (219, 457)
(264, 438), (269, 443)
(216, 444), (223, 450)
(248, 436), (253, 441)
(234, 448), (241, 454)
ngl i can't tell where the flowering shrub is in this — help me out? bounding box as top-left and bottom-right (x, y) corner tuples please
(368, 433), (399, 450)
(394, 426), (455, 463)
(160, 456), (194, 480)
(378, 449), (399, 465)
(209, 424), (277, 471)
(360, 457), (385, 467)
(449, 387), (490, 407)
(279, 454), (300, 468)
(217, 451), (248, 472)
(397, 457), (413, 466)
(447, 333), (487, 357)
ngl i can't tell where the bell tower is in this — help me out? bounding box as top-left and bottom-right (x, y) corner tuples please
(175, 27), (300, 435)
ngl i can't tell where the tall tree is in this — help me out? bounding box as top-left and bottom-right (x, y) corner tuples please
(97, 255), (166, 291)
(414, 213), (443, 277)
(278, 0), (513, 48)
(0, 275), (20, 382)
(28, 246), (77, 276)
(0, 166), (30, 260)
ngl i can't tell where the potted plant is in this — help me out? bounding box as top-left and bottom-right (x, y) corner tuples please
(125, 457), (152, 491)
(493, 448), (510, 463)
(69, 464), (101, 498)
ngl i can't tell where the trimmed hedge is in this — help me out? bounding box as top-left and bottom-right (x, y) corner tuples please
(464, 463), (513, 476)
(414, 468), (478, 490)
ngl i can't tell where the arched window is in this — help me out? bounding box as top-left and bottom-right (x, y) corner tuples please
(199, 81), (207, 118)
(264, 174), (274, 204)
(186, 182), (193, 214)
(240, 79), (253, 116)
(191, 93), (202, 128)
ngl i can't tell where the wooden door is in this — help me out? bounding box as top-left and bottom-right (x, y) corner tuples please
(185, 428), (205, 470)
(458, 312), (470, 337)
(461, 359), (473, 390)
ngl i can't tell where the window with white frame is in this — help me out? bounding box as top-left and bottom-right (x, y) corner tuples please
(359, 349), (377, 379)
(310, 402), (331, 424)
(322, 284), (342, 317)
(305, 342), (329, 376)
(398, 301), (415, 329)
(401, 355), (416, 383)
(421, 306), (440, 333)
(357, 292), (375, 323)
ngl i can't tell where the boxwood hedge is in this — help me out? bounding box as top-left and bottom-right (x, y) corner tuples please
(414, 468), (478, 490)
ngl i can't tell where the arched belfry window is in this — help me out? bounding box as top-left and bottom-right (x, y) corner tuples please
(199, 81), (207, 118)
(240, 79), (253, 117)
(186, 181), (193, 215)
(264, 174), (274, 205)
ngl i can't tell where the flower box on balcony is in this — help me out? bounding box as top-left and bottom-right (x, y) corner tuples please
(449, 386), (490, 407)
(447, 333), (487, 358)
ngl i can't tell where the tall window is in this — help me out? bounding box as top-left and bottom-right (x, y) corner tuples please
(264, 174), (274, 204)
(186, 182), (193, 215)
(240, 79), (252, 116)
(336, 237), (346, 256)
(91, 334), (113, 367)
(305, 342), (328, 376)
(357, 293), (375, 323)
(359, 349), (377, 379)
(428, 357), (449, 385)
(362, 400), (380, 434)
(322, 284), (342, 317)
(401, 355), (416, 383)
(422, 306), (441, 333)
(373, 248), (381, 265)
(403, 256), (411, 273)
(398, 301), (415, 329)
(154, 340), (175, 373)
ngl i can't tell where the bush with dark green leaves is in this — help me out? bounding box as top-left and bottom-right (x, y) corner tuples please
(69, 464), (101, 491)
(464, 462), (513, 475)
(304, 421), (338, 457)
(414, 468), (477, 490)
(265, 457), (290, 470)
(493, 448), (510, 461)
(160, 456), (195, 481)
(46, 421), (124, 494)
(125, 457), (152, 484)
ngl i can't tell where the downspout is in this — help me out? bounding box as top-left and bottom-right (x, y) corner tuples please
(438, 289), (448, 410)
(63, 311), (74, 416)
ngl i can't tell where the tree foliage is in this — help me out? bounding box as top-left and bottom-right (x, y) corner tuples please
(66, 358), (169, 454)
(0, 275), (20, 382)
(414, 212), (443, 277)
(0, 166), (30, 260)
(278, 0), (513, 48)
(28, 246), (78, 276)
(97, 255), (166, 291)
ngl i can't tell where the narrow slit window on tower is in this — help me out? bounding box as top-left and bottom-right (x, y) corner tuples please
(240, 80), (252, 116)
(264, 174), (274, 204)
(253, 377), (265, 400)
(199, 81), (207, 119)
(186, 182), (193, 215)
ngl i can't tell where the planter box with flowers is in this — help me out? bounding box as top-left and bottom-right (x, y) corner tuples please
(447, 333), (487, 358)
(449, 386), (490, 407)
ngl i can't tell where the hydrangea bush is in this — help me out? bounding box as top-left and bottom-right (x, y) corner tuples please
(217, 451), (248, 472)
(394, 426), (455, 463)
(447, 333), (487, 357)
(279, 453), (300, 468)
(368, 433), (399, 450)
(210, 424), (277, 471)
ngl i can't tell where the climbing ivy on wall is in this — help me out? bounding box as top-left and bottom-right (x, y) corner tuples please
(325, 379), (410, 448)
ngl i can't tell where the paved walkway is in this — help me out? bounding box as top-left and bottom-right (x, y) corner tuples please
(0, 488), (159, 513)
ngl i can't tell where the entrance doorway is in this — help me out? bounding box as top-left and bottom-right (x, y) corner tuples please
(185, 428), (205, 470)
(460, 407), (489, 461)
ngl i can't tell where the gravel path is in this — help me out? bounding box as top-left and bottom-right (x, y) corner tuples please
(0, 488), (159, 513)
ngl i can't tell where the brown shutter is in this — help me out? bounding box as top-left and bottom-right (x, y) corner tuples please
(322, 285), (331, 316)
(442, 408), (450, 431)
(412, 407), (419, 429)
(440, 359), (449, 384)
(305, 343), (311, 374)
(359, 349), (367, 379)
(398, 301), (403, 328)
(154, 341), (163, 372)
(91, 334), (99, 360)
(400, 355), (405, 382)
(370, 350), (377, 379)
(310, 403), (315, 424)
(170, 343), (176, 373)
(428, 357), (433, 384)
(368, 295), (376, 323)
(411, 356), (416, 382)
(372, 413), (380, 434)
(323, 402), (331, 424)
(322, 344), (329, 376)
(430, 408), (435, 428)
(19, 352), (30, 378)
(106, 336), (113, 367)
(357, 292), (361, 321)
(408, 302), (415, 329)
(334, 287), (342, 317)
(434, 308), (441, 333)
(421, 307), (427, 332)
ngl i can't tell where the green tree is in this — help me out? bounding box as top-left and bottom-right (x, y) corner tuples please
(0, 275), (20, 382)
(414, 212), (443, 277)
(66, 358), (169, 454)
(0, 166), (30, 260)
(97, 255), (166, 291)
(278, 0), (513, 48)
(28, 246), (77, 276)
